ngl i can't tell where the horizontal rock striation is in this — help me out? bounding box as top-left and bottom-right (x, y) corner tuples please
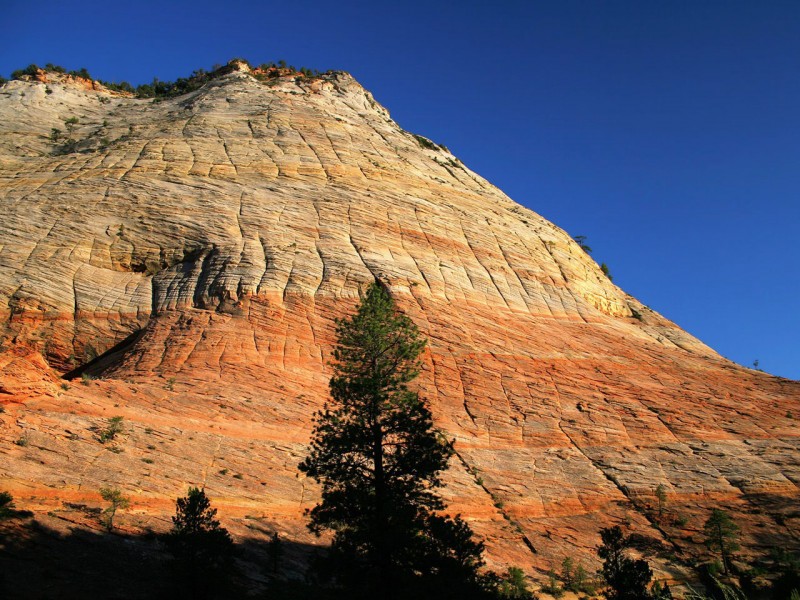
(0, 65), (798, 592)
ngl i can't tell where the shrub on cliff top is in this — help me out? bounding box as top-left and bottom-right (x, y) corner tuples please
(70, 67), (92, 80)
(11, 64), (40, 80)
(9, 58), (328, 99)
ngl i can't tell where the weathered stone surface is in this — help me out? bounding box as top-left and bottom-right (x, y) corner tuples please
(0, 66), (798, 592)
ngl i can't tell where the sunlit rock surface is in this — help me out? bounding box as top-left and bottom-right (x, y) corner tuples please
(1, 66), (797, 593)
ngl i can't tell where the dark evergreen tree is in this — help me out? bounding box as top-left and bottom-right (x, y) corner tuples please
(598, 526), (671, 600)
(703, 509), (740, 576)
(268, 532), (283, 573)
(654, 484), (668, 519)
(299, 283), (487, 598)
(600, 262), (614, 281)
(573, 235), (592, 254)
(165, 487), (235, 599)
(496, 567), (533, 599)
(769, 548), (800, 600)
(0, 492), (16, 520)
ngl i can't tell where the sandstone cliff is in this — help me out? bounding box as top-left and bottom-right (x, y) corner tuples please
(0, 62), (797, 594)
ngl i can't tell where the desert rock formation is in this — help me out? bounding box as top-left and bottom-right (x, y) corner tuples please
(1, 63), (798, 593)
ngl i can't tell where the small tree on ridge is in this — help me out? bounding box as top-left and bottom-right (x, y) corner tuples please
(99, 487), (129, 531)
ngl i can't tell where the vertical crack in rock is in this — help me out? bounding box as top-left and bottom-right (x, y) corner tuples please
(450, 441), (539, 557)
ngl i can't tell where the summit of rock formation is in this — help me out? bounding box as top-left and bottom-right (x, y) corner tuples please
(0, 62), (798, 597)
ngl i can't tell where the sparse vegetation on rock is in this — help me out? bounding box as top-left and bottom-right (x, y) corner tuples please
(495, 566), (533, 599)
(573, 234), (593, 254)
(99, 416), (124, 444)
(10, 63), (91, 81)
(412, 133), (448, 152)
(560, 555), (595, 595)
(99, 486), (130, 531)
(6, 58), (329, 102)
(601, 262), (613, 281)
(10, 64), (40, 80)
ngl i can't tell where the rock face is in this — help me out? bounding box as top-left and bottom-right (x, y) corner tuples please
(0, 65), (798, 592)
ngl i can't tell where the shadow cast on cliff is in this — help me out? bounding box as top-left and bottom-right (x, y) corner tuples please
(0, 517), (321, 600)
(62, 328), (146, 381)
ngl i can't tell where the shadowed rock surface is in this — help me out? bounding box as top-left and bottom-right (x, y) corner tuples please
(0, 62), (798, 591)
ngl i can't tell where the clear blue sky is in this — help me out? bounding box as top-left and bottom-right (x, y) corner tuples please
(2, 0), (797, 379)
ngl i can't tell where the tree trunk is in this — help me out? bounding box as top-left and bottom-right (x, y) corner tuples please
(717, 521), (729, 575)
(373, 412), (389, 587)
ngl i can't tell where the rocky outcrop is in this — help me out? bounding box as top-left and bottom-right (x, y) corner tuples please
(0, 66), (797, 592)
(11, 67), (134, 96)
